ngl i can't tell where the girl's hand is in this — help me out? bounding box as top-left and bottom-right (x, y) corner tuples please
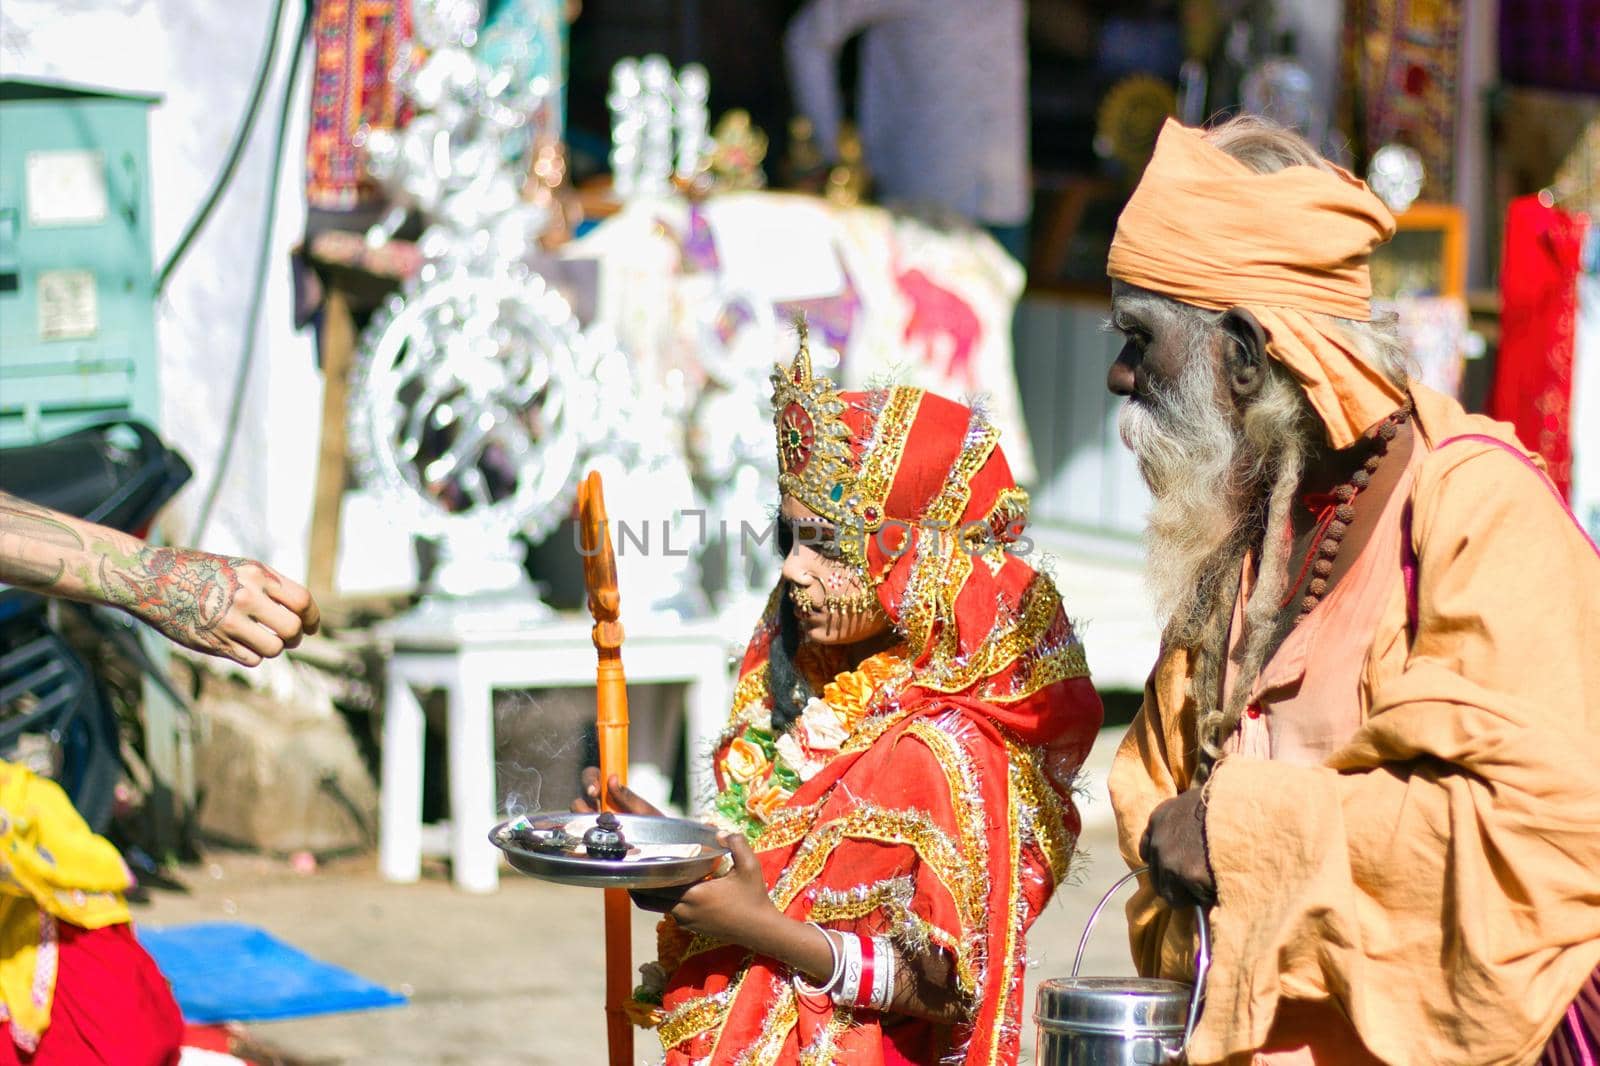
(630, 833), (779, 946)
(571, 769), (663, 816)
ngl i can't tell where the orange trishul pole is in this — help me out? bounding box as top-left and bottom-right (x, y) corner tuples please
(579, 471), (633, 1066)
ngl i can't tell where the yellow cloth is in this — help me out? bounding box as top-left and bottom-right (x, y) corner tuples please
(1, 760), (131, 1045)
(1107, 118), (1404, 449)
(1109, 385), (1600, 1065)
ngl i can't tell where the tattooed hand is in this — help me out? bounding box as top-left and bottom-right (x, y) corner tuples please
(95, 547), (320, 666)
(1, 491), (320, 667)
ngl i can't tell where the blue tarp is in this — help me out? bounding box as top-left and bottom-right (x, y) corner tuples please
(139, 922), (407, 1024)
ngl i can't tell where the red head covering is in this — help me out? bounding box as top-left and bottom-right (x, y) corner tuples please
(769, 330), (1091, 741)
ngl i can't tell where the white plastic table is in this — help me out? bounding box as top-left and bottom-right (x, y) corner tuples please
(376, 603), (735, 893)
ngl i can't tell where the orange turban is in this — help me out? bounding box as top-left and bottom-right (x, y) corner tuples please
(1108, 118), (1404, 449)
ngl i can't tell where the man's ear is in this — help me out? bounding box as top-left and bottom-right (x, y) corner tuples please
(1219, 307), (1268, 399)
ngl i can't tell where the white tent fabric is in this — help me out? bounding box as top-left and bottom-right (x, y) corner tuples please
(2, 0), (320, 580)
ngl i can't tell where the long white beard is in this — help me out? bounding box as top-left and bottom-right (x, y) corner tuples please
(1118, 356), (1249, 638)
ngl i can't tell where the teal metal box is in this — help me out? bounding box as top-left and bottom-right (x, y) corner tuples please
(0, 79), (162, 444)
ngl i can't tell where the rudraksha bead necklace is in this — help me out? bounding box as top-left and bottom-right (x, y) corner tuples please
(1282, 401), (1413, 625)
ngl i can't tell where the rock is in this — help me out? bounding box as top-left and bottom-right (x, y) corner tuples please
(193, 673), (378, 856)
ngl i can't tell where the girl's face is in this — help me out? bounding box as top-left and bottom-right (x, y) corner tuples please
(777, 496), (891, 647)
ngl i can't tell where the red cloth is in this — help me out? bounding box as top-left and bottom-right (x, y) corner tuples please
(655, 380), (1103, 1064)
(2, 922), (181, 1066)
(1489, 194), (1589, 499)
(180, 1025), (236, 1054)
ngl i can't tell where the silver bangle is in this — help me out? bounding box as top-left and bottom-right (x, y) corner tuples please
(869, 936), (894, 1010)
(792, 922), (843, 998)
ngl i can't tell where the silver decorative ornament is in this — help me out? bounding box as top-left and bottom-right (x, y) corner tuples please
(349, 274), (594, 596)
(411, 0), (482, 51)
(1368, 144), (1426, 215)
(607, 55), (713, 202)
(350, 0), (636, 603)
(1241, 58), (1320, 139)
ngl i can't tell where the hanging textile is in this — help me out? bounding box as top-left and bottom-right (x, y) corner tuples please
(306, 0), (414, 211)
(1488, 194), (1590, 500)
(1341, 0), (1463, 201)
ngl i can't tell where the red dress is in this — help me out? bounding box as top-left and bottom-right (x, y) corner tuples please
(639, 349), (1104, 1064)
(2, 920), (182, 1066)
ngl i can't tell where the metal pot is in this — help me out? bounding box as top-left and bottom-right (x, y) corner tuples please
(1033, 867), (1210, 1065)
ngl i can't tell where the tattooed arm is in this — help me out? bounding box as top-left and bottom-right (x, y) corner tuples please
(0, 491), (320, 667)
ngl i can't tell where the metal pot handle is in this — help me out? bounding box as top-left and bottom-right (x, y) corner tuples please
(1070, 865), (1212, 1051)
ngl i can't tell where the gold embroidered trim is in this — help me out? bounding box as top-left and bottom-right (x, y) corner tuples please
(657, 979), (741, 1048)
(806, 875), (915, 926)
(769, 805), (974, 929)
(928, 419), (1002, 527)
(1009, 743), (1076, 885)
(915, 571), (1092, 701)
(894, 522), (957, 661)
(988, 748), (1025, 1066)
(989, 637), (1091, 705)
(798, 1006), (854, 1066)
(751, 797), (829, 853)
(888, 408), (998, 662)
(731, 980), (798, 1066)
(904, 717), (991, 926)
(853, 386), (921, 528)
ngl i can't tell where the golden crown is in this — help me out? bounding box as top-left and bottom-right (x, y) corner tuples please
(771, 320), (861, 528)
(772, 321), (924, 577)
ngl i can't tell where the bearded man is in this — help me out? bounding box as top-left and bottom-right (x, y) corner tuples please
(1105, 115), (1600, 1064)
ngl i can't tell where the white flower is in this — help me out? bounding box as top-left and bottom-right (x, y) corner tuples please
(637, 962), (667, 995)
(776, 731), (825, 782)
(798, 698), (848, 751)
(741, 701), (772, 732)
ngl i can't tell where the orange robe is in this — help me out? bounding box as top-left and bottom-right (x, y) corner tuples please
(1109, 383), (1600, 1065)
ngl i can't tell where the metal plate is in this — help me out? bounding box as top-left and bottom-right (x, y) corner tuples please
(490, 812), (730, 890)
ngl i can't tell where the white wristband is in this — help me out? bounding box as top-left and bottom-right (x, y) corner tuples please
(832, 931), (864, 1008)
(870, 936), (894, 1010)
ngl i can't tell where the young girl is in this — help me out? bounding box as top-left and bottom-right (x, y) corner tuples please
(577, 330), (1103, 1064)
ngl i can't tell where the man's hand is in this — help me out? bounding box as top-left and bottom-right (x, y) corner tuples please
(630, 833), (777, 945)
(1139, 788), (1216, 908)
(108, 547), (320, 667)
(571, 769), (663, 817)
(0, 490), (320, 668)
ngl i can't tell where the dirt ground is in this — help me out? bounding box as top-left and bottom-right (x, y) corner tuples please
(137, 729), (1139, 1066)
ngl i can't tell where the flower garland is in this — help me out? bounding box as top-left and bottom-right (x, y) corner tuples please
(710, 646), (910, 841)
(631, 645), (914, 1023)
